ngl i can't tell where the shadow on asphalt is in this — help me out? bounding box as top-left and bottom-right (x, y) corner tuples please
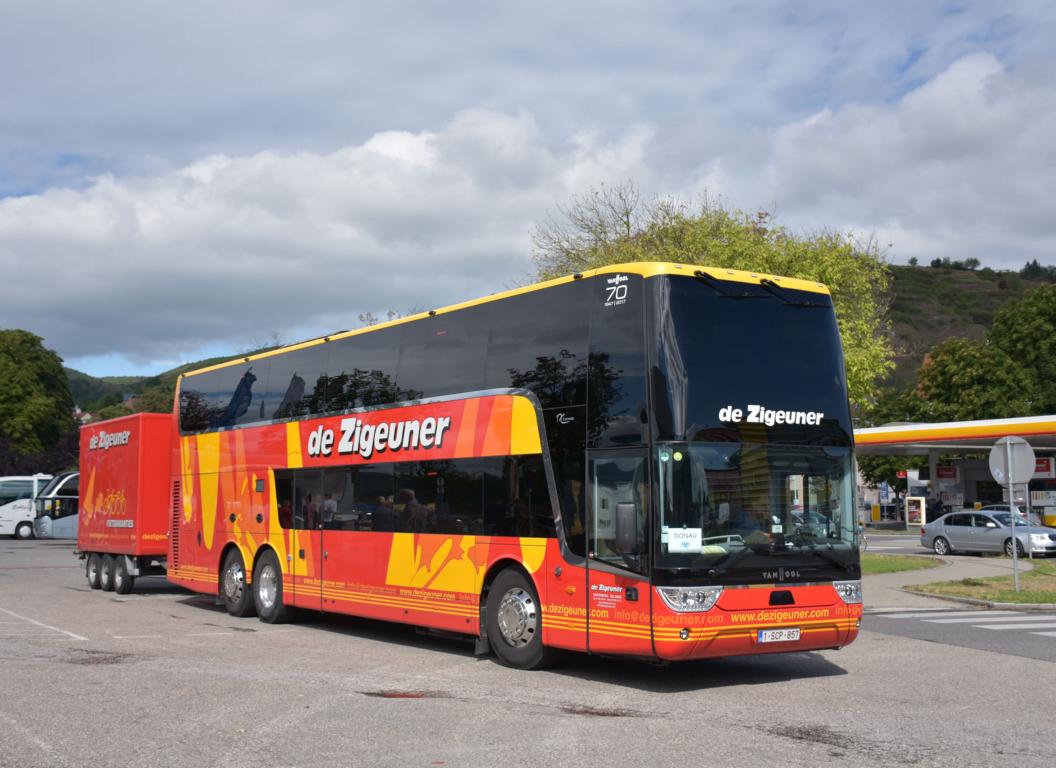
(173, 601), (849, 692)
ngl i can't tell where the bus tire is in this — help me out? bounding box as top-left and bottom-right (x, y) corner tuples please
(485, 568), (558, 670)
(253, 549), (292, 624)
(113, 556), (134, 595)
(99, 555), (116, 592)
(86, 553), (102, 589)
(14, 522), (34, 540)
(221, 549), (256, 618)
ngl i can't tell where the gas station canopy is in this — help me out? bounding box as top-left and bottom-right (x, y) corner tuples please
(854, 415), (1056, 456)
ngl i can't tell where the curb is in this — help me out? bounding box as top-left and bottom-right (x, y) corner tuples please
(901, 588), (1056, 612)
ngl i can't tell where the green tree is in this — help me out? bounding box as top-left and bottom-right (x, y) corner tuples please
(532, 183), (893, 407)
(914, 338), (1038, 421)
(989, 284), (1056, 412)
(0, 330), (76, 472)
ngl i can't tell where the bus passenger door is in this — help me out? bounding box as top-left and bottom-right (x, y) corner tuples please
(586, 451), (652, 657)
(289, 470), (323, 611)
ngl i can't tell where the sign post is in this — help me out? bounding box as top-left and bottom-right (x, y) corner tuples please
(989, 437), (1036, 592)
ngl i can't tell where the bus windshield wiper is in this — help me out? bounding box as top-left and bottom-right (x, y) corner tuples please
(693, 270), (767, 299)
(758, 278), (829, 308)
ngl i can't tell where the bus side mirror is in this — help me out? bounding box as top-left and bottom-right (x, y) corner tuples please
(616, 502), (639, 554)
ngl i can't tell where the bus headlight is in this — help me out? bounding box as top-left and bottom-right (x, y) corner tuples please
(834, 580), (862, 604)
(657, 586), (723, 612)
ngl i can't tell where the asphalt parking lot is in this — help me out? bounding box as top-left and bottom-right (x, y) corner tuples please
(2, 539), (1055, 768)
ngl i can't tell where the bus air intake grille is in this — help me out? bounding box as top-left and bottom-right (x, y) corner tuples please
(170, 480), (181, 567)
(769, 590), (795, 606)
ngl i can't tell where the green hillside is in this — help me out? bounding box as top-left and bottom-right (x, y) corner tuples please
(886, 264), (1049, 385)
(66, 354), (240, 420)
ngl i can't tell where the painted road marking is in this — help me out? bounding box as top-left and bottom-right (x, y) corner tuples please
(0, 607), (87, 641)
(978, 622), (1056, 631)
(923, 614), (1056, 624)
(872, 610), (1017, 619)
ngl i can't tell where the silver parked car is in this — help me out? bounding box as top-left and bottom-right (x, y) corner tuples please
(921, 511), (1056, 557)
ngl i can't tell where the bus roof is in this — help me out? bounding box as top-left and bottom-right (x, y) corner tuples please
(181, 261), (831, 379)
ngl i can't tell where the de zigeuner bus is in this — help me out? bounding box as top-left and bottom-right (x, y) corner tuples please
(167, 262), (862, 668)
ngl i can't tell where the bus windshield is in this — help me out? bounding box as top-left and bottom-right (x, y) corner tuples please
(650, 275), (853, 446)
(654, 442), (858, 574)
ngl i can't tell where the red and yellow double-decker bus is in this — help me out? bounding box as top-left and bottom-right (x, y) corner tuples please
(168, 262), (862, 668)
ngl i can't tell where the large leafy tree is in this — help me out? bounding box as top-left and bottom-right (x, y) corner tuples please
(914, 338), (1039, 421)
(532, 183), (893, 408)
(0, 330), (76, 473)
(989, 284), (1056, 412)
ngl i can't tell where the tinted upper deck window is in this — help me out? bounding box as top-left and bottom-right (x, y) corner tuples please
(181, 362), (263, 432)
(324, 327), (402, 411)
(483, 280), (590, 408)
(588, 273), (646, 447)
(260, 345), (329, 420)
(397, 312), (487, 400)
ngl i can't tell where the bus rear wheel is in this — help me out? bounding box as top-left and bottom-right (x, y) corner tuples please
(485, 568), (558, 670)
(14, 522), (33, 540)
(221, 549), (256, 618)
(99, 555), (116, 592)
(113, 556), (134, 595)
(253, 549), (292, 624)
(86, 553), (102, 589)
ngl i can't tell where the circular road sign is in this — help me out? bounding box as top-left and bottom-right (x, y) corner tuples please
(989, 436), (1036, 485)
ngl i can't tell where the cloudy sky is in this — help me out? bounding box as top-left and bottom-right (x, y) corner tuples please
(1, 1), (1054, 378)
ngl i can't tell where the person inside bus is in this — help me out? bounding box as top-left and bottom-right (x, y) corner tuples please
(372, 495), (395, 532)
(322, 493), (338, 525)
(398, 488), (431, 532)
(302, 493), (318, 529)
(278, 499), (293, 529)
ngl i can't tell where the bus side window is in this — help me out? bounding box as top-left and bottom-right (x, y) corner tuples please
(352, 464), (395, 532)
(275, 473), (294, 529)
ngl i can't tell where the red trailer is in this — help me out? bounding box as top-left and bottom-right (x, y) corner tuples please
(78, 413), (173, 594)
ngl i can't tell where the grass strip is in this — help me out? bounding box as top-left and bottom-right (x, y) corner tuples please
(861, 553), (944, 574)
(907, 560), (1056, 603)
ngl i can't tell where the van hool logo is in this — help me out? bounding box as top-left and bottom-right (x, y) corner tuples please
(719, 404), (825, 427)
(604, 274), (629, 307)
(306, 416), (453, 460)
(89, 430), (132, 450)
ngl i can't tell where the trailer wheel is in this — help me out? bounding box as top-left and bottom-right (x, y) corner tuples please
(253, 549), (292, 624)
(99, 555), (116, 592)
(86, 553), (102, 589)
(113, 556), (134, 595)
(221, 549), (256, 618)
(485, 568), (559, 670)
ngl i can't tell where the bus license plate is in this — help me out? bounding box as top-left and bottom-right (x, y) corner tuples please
(758, 628), (801, 643)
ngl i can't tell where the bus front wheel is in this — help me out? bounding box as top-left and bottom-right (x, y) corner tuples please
(485, 568), (558, 670)
(99, 555), (115, 592)
(253, 550), (292, 624)
(14, 522), (33, 540)
(86, 553), (102, 589)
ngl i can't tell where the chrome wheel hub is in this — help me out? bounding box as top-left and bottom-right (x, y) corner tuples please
(223, 562), (245, 601)
(258, 564), (278, 610)
(497, 587), (537, 648)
